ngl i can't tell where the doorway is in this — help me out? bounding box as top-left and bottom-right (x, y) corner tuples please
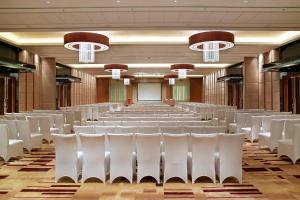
(0, 74), (18, 114)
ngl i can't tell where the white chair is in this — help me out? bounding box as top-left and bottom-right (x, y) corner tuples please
(258, 119), (285, 152)
(160, 126), (183, 134)
(159, 121), (178, 127)
(39, 116), (59, 142)
(27, 116), (40, 134)
(53, 114), (71, 134)
(139, 126), (160, 134)
(52, 134), (82, 183)
(74, 126), (95, 134)
(109, 134), (135, 183)
(163, 133), (188, 183)
(64, 112), (75, 131)
(0, 120), (19, 139)
(189, 134), (217, 183)
(16, 120), (43, 152)
(283, 119), (300, 140)
(115, 126), (138, 134)
(79, 133), (108, 182)
(122, 121), (140, 126)
(103, 121), (121, 126)
(136, 133), (161, 183)
(216, 133), (244, 183)
(278, 124), (300, 164)
(0, 124), (24, 162)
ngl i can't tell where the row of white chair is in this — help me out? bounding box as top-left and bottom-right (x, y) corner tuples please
(258, 119), (300, 164)
(83, 120), (213, 127)
(53, 133), (244, 184)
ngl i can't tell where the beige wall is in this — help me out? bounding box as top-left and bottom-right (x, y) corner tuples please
(204, 69), (227, 105)
(71, 69), (97, 106)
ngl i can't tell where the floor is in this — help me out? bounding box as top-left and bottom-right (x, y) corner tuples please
(0, 142), (300, 200)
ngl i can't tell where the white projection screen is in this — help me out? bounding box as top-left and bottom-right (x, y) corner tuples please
(138, 83), (162, 101)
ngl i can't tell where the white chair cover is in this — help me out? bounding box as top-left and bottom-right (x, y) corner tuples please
(216, 133), (244, 183)
(108, 134), (134, 183)
(190, 134), (217, 183)
(163, 133), (188, 183)
(136, 133), (161, 183)
(0, 124), (23, 162)
(52, 134), (81, 183)
(16, 120), (43, 152)
(79, 133), (107, 182)
(278, 124), (300, 164)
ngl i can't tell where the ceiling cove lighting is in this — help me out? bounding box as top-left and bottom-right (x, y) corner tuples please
(69, 63), (229, 68)
(121, 75), (134, 85)
(189, 31), (235, 62)
(104, 64), (128, 79)
(64, 32), (109, 63)
(164, 74), (178, 85)
(170, 64), (195, 79)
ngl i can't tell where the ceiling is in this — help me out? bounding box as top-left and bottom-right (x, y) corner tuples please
(0, 0), (300, 77)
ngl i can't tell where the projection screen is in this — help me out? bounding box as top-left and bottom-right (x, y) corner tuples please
(137, 83), (162, 101)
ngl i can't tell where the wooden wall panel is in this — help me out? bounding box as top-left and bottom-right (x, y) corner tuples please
(71, 69), (97, 106)
(96, 78), (109, 103)
(190, 78), (203, 102)
(40, 58), (56, 110)
(204, 69), (227, 105)
(243, 57), (259, 109)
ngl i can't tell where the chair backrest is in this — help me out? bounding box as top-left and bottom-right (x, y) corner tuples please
(74, 110), (82, 122)
(141, 121), (158, 126)
(39, 116), (51, 133)
(159, 121), (178, 127)
(79, 133), (105, 162)
(284, 119), (300, 139)
(109, 134), (134, 159)
(160, 126), (183, 134)
(103, 121), (121, 126)
(122, 121), (140, 126)
(53, 114), (65, 129)
(1, 120), (18, 139)
(94, 126), (115, 134)
(218, 133), (244, 166)
(139, 126), (160, 134)
(16, 120), (31, 144)
(163, 133), (188, 162)
(52, 134), (78, 165)
(0, 124), (9, 153)
(184, 126), (206, 134)
(269, 119), (285, 140)
(136, 133), (161, 161)
(204, 126), (226, 134)
(26, 116), (40, 133)
(191, 133), (217, 157)
(74, 126), (95, 134)
(115, 126), (138, 134)
(64, 111), (75, 127)
(293, 124), (300, 146)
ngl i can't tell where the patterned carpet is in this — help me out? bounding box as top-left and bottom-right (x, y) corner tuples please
(0, 141), (300, 200)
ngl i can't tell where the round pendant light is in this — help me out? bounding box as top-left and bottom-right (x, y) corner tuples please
(164, 74), (178, 85)
(121, 75), (135, 85)
(170, 64), (194, 79)
(189, 31), (234, 62)
(64, 32), (109, 63)
(104, 64), (128, 79)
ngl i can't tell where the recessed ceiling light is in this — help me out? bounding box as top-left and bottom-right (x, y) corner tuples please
(243, 0), (249, 3)
(174, 0), (177, 2)
(116, 0), (121, 3)
(46, 1), (51, 4)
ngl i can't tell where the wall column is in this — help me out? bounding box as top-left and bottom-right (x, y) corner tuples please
(40, 57), (56, 110)
(243, 57), (259, 109)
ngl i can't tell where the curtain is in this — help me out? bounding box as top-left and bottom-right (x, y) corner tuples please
(173, 80), (190, 101)
(109, 80), (126, 102)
